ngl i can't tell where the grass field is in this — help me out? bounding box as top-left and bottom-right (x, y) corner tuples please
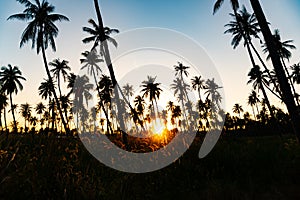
(0, 133), (300, 199)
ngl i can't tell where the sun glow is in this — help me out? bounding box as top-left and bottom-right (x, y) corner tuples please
(151, 119), (165, 135)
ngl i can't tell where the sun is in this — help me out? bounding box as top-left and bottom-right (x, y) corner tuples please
(151, 119), (165, 135)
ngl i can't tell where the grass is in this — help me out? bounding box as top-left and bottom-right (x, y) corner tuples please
(0, 133), (300, 199)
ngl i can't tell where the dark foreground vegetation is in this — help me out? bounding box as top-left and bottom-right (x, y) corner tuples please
(0, 133), (299, 200)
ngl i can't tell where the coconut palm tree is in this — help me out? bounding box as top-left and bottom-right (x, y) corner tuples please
(0, 65), (26, 131)
(122, 83), (134, 102)
(20, 103), (32, 132)
(82, 19), (119, 52)
(247, 65), (276, 125)
(49, 59), (71, 98)
(89, 0), (129, 147)
(232, 103), (244, 118)
(262, 29), (298, 105)
(141, 76), (163, 119)
(134, 95), (145, 118)
(249, 0), (300, 139)
(191, 75), (206, 101)
(35, 102), (46, 121)
(290, 63), (300, 85)
(247, 90), (260, 120)
(8, 0), (69, 132)
(39, 78), (56, 128)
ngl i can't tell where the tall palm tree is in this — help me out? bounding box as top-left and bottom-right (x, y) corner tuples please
(49, 59), (71, 98)
(0, 65), (26, 131)
(141, 76), (163, 120)
(134, 95), (146, 119)
(191, 75), (206, 101)
(247, 65), (276, 125)
(232, 103), (243, 118)
(247, 90), (260, 120)
(122, 83), (134, 102)
(8, 0), (69, 132)
(39, 78), (56, 128)
(249, 0), (300, 139)
(262, 29), (298, 105)
(89, 0), (129, 147)
(20, 103), (32, 132)
(224, 6), (281, 98)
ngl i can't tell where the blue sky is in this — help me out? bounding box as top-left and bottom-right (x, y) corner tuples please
(1, 0), (300, 121)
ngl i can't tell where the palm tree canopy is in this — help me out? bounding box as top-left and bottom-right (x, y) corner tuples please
(224, 6), (261, 49)
(7, 0), (69, 54)
(122, 83), (134, 98)
(82, 18), (119, 50)
(20, 103), (32, 119)
(38, 78), (56, 100)
(290, 63), (300, 84)
(141, 76), (163, 102)
(213, 0), (239, 14)
(35, 102), (46, 115)
(247, 65), (269, 90)
(49, 58), (71, 81)
(263, 29), (296, 61)
(174, 62), (190, 78)
(0, 64), (26, 95)
(80, 50), (103, 75)
(232, 103), (244, 114)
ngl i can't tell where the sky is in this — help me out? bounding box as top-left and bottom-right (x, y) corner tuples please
(1, 0), (300, 123)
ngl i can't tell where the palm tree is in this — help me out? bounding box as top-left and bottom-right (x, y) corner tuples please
(49, 59), (71, 98)
(134, 95), (145, 119)
(141, 76), (163, 119)
(170, 77), (190, 127)
(89, 0), (129, 147)
(35, 102), (46, 121)
(8, 0), (69, 133)
(247, 65), (276, 126)
(224, 6), (281, 98)
(20, 103), (32, 132)
(249, 0), (300, 139)
(191, 75), (206, 101)
(0, 65), (26, 131)
(66, 73), (77, 97)
(39, 78), (56, 129)
(122, 83), (134, 102)
(263, 29), (298, 105)
(290, 63), (300, 84)
(247, 90), (260, 120)
(232, 103), (244, 118)
(82, 19), (119, 51)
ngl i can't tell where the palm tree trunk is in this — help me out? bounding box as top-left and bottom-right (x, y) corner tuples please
(250, 0), (300, 140)
(252, 106), (256, 120)
(281, 57), (300, 107)
(9, 93), (16, 132)
(41, 44), (69, 134)
(4, 107), (7, 133)
(93, 0), (128, 148)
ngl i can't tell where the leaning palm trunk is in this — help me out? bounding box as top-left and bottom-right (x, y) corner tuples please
(280, 57), (300, 107)
(250, 0), (300, 140)
(93, 0), (129, 148)
(41, 44), (69, 134)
